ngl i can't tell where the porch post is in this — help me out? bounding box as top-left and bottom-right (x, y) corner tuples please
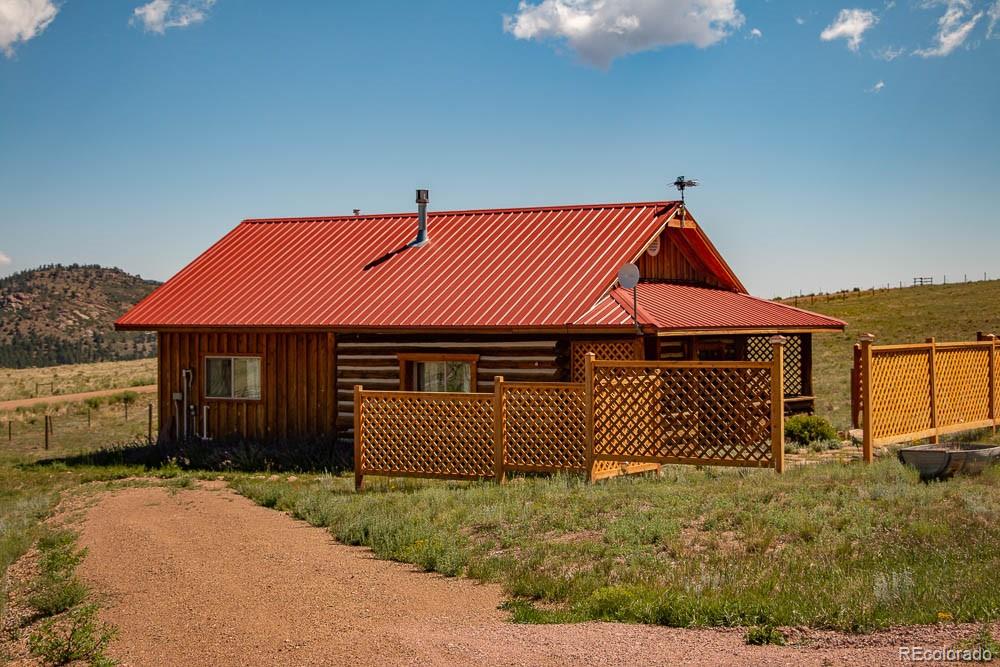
(769, 336), (786, 473)
(354, 385), (364, 491)
(493, 376), (506, 484)
(584, 352), (596, 483)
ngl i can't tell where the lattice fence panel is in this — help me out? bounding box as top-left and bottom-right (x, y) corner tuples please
(869, 350), (931, 439)
(502, 383), (587, 472)
(570, 340), (638, 382)
(592, 364), (773, 466)
(936, 347), (991, 427)
(747, 334), (803, 395)
(359, 392), (494, 479)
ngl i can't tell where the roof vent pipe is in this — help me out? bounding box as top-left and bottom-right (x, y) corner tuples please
(411, 189), (429, 247)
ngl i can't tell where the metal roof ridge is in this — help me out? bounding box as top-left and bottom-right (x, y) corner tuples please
(240, 200), (680, 225)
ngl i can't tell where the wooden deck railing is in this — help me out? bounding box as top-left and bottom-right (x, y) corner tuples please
(354, 339), (788, 489)
(854, 333), (998, 462)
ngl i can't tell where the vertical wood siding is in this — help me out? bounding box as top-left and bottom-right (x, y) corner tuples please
(157, 331), (336, 442)
(636, 228), (723, 286)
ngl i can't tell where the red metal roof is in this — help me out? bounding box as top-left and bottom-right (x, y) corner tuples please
(119, 202), (693, 330)
(609, 283), (845, 331)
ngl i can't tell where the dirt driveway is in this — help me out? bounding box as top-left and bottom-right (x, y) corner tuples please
(0, 385), (156, 410)
(74, 484), (983, 666)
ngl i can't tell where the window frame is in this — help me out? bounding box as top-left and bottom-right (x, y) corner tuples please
(397, 353), (479, 393)
(202, 354), (264, 402)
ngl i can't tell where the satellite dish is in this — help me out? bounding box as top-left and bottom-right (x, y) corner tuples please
(618, 263), (640, 290)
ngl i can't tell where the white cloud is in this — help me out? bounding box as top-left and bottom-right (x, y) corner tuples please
(0, 0), (58, 57)
(0, 251), (10, 266)
(821, 8), (879, 51)
(503, 0), (745, 67)
(795, 17), (806, 25)
(914, 0), (983, 56)
(868, 79), (885, 92)
(748, 27), (762, 38)
(131, 0), (215, 34)
(985, 0), (999, 38)
(875, 44), (905, 59)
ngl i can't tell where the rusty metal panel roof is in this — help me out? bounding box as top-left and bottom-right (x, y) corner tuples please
(118, 202), (687, 330)
(610, 283), (846, 331)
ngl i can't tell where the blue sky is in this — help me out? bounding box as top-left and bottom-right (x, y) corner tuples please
(1, 0), (997, 298)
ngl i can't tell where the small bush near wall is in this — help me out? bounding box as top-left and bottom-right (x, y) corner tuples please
(785, 415), (837, 445)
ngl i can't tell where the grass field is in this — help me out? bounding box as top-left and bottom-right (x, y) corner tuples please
(0, 358), (156, 402)
(788, 280), (1000, 429)
(230, 460), (1000, 632)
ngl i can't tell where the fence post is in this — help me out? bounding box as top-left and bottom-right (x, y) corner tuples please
(769, 336), (786, 473)
(147, 403), (153, 445)
(926, 337), (938, 444)
(353, 385), (364, 491)
(44, 415), (49, 450)
(584, 352), (596, 483)
(7, 420), (10, 442)
(985, 333), (998, 434)
(851, 343), (862, 430)
(493, 376), (506, 484)
(860, 334), (876, 463)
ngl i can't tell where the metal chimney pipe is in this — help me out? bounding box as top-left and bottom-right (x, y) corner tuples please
(411, 189), (429, 247)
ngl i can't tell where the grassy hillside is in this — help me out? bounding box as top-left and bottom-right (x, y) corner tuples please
(788, 280), (1000, 428)
(0, 264), (159, 368)
(0, 358), (156, 402)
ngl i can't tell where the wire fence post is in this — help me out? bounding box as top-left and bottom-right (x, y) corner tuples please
(7, 420), (11, 442)
(147, 403), (153, 445)
(44, 415), (49, 450)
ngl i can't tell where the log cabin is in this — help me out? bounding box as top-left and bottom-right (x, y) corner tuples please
(116, 191), (845, 443)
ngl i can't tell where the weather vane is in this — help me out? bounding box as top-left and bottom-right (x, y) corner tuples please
(672, 176), (699, 226)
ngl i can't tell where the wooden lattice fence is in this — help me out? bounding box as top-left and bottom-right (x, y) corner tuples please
(354, 340), (789, 489)
(853, 333), (998, 462)
(590, 360), (779, 469)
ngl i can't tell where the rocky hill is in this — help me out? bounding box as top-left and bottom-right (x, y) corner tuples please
(0, 264), (160, 368)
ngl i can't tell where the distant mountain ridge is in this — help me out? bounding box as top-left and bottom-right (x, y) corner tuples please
(0, 264), (160, 368)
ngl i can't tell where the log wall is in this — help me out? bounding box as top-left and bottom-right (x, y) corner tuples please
(157, 331), (336, 442)
(335, 334), (573, 431)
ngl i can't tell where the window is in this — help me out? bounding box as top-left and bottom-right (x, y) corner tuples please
(204, 356), (262, 400)
(398, 354), (478, 392)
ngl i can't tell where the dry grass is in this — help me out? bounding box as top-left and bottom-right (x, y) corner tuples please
(0, 358), (156, 402)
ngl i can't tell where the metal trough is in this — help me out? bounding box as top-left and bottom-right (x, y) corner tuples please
(898, 443), (1000, 481)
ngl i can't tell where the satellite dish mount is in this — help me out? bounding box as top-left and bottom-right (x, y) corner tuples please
(617, 263), (641, 333)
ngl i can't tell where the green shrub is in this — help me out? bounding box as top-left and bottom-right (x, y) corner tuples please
(785, 415), (838, 445)
(28, 530), (89, 616)
(745, 624), (786, 646)
(28, 603), (117, 666)
(83, 397), (103, 411)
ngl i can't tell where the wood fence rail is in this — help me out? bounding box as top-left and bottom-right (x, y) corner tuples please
(853, 332), (999, 462)
(354, 339), (788, 490)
